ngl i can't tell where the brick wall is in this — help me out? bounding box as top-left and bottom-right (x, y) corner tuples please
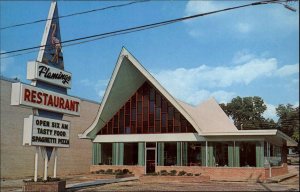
(90, 165), (265, 181)
(156, 166), (266, 181)
(264, 163), (288, 178)
(91, 164), (289, 181)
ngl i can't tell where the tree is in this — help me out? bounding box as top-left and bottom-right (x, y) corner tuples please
(220, 96), (267, 130)
(276, 104), (299, 143)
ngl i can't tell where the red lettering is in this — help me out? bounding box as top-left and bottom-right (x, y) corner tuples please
(69, 100), (75, 111)
(74, 102), (79, 112)
(31, 90), (37, 103)
(59, 97), (65, 109)
(48, 95), (53, 106)
(24, 88), (31, 102)
(43, 93), (48, 105)
(37, 92), (43, 104)
(53, 96), (59, 107)
(65, 99), (69, 110)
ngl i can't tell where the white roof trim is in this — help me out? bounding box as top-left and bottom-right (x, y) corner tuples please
(276, 130), (298, 146)
(93, 133), (206, 143)
(202, 129), (298, 146)
(80, 48), (201, 139)
(201, 129), (278, 136)
(80, 49), (126, 139)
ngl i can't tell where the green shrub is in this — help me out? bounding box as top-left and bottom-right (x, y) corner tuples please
(195, 173), (201, 176)
(178, 170), (186, 176)
(122, 169), (130, 174)
(187, 173), (193, 176)
(106, 169), (113, 174)
(170, 170), (177, 176)
(99, 169), (105, 173)
(114, 169), (123, 175)
(160, 170), (168, 176)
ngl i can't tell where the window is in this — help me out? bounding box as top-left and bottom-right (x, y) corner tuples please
(164, 142), (177, 166)
(98, 81), (198, 135)
(187, 142), (202, 166)
(101, 143), (112, 165)
(124, 143), (138, 165)
(239, 142), (256, 167)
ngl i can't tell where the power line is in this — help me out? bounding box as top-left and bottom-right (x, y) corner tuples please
(0, 0), (293, 59)
(0, 0), (150, 30)
(1, 21), (173, 59)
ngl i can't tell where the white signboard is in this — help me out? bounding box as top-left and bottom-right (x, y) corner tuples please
(23, 115), (70, 148)
(27, 61), (72, 89)
(11, 82), (80, 116)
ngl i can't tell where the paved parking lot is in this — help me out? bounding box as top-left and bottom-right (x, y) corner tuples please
(67, 176), (299, 192)
(1, 166), (299, 192)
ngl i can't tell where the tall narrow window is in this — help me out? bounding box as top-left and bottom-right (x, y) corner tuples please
(98, 81), (198, 135)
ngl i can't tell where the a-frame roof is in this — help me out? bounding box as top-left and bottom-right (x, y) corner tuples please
(79, 48), (297, 147)
(80, 48), (201, 139)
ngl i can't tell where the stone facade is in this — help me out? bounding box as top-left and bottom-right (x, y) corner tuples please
(0, 78), (100, 179)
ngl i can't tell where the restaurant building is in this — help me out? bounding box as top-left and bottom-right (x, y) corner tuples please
(80, 48), (297, 181)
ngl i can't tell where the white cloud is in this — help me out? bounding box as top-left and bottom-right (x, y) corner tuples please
(294, 101), (299, 108)
(154, 57), (277, 91)
(184, 1), (299, 37)
(236, 22), (251, 33)
(79, 78), (108, 100)
(275, 64), (299, 77)
(152, 52), (298, 106)
(94, 79), (108, 99)
(232, 50), (256, 64)
(263, 103), (278, 121)
(153, 56), (277, 105)
(185, 1), (221, 16)
(182, 89), (236, 105)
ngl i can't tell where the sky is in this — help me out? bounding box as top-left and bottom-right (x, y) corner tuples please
(1, 1), (299, 121)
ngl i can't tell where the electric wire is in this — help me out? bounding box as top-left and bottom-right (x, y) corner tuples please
(0, 0), (150, 30)
(0, 0), (295, 59)
(1, 18), (176, 59)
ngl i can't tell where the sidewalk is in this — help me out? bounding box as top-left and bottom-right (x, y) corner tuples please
(66, 177), (138, 190)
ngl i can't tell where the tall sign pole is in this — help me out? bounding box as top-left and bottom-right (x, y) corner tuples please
(12, 1), (80, 182)
(35, 1), (65, 181)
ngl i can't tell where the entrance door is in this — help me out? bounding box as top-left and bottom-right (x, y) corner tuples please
(146, 149), (156, 174)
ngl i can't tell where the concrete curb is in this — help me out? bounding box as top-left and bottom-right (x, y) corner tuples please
(66, 176), (139, 189)
(266, 173), (297, 183)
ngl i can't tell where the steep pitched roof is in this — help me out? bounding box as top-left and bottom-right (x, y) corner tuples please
(80, 48), (201, 139)
(177, 98), (238, 133)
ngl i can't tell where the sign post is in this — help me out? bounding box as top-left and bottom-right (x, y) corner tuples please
(34, 146), (39, 182)
(44, 149), (48, 181)
(54, 148), (58, 178)
(11, 2), (80, 188)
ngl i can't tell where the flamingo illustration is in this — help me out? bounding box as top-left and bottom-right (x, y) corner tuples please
(51, 23), (62, 64)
